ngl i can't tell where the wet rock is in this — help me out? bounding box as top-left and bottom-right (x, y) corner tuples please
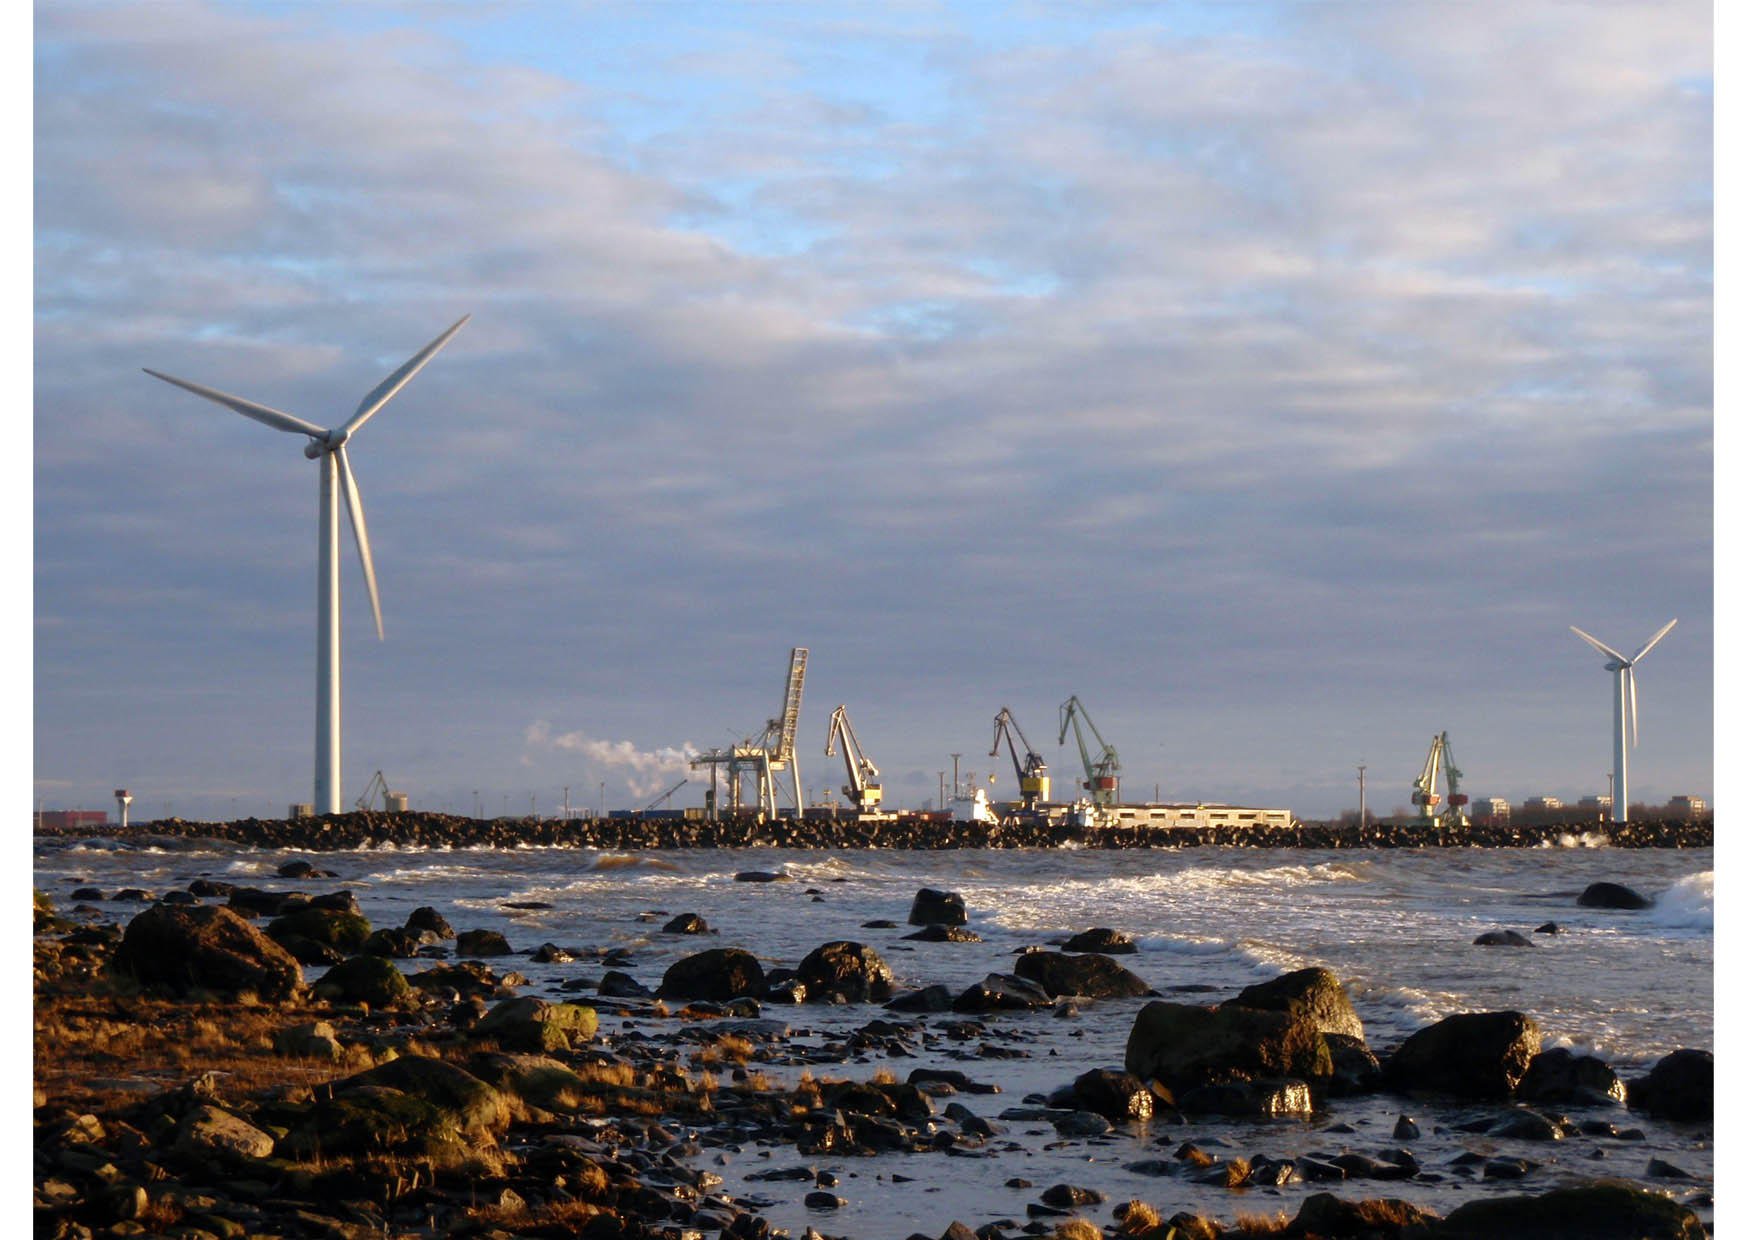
(1013, 950), (1149, 999)
(1066, 1068), (1153, 1121)
(1249, 1157), (1302, 1186)
(187, 878), (233, 898)
(908, 887), (968, 926)
(663, 913), (711, 934)
(1289, 1192), (1439, 1236)
(1517, 1047), (1626, 1106)
(1039, 1184), (1103, 1208)
(405, 906), (454, 938)
(273, 932), (346, 966)
(111, 904), (301, 1002)
(172, 1105), (275, 1163)
(474, 996), (598, 1051)
(1534, 922), (1563, 935)
(735, 870), (790, 883)
(903, 923), (983, 942)
(1491, 1110), (1566, 1140)
(1225, 965), (1366, 1043)
(886, 984), (956, 1013)
(599, 970), (653, 998)
(804, 1191), (845, 1209)
(1382, 1010), (1541, 1100)
(455, 929), (513, 957)
(1177, 1077), (1314, 1119)
(341, 1053), (512, 1133)
(953, 973), (1053, 1013)
(862, 918), (899, 929)
(1626, 1048), (1712, 1121)
(530, 942), (575, 963)
(1484, 1157), (1537, 1179)
(1326, 1033), (1384, 1096)
(910, 1068), (1000, 1093)
(312, 955), (413, 1007)
(407, 959), (521, 999)
(1052, 1110), (1111, 1137)
(276, 860), (335, 878)
(112, 888), (153, 902)
(796, 941), (896, 1003)
(1577, 882), (1653, 910)
(361, 927), (425, 958)
(1331, 1153), (1414, 1181)
(658, 947), (767, 1000)
(1124, 1000), (1332, 1092)
(1393, 1114), (1420, 1140)
(1474, 929), (1534, 947)
(1436, 1181), (1705, 1238)
(1061, 927), (1137, 954)
(274, 1020), (342, 1061)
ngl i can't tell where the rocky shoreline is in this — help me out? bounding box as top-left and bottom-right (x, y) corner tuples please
(59, 812), (1712, 853)
(34, 866), (1712, 1240)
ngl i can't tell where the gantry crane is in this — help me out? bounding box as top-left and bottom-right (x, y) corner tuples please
(642, 778), (688, 815)
(1058, 695), (1122, 807)
(1437, 733), (1469, 828)
(991, 707), (1051, 807)
(690, 647), (808, 820)
(825, 704), (883, 815)
(1411, 734), (1445, 822)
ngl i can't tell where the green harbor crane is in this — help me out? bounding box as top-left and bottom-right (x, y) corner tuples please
(1058, 695), (1122, 807)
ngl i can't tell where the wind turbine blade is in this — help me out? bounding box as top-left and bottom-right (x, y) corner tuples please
(142, 369), (327, 438)
(1628, 666), (1639, 747)
(1630, 618), (1678, 664)
(1569, 625), (1628, 663)
(342, 315), (470, 437)
(335, 446), (383, 640)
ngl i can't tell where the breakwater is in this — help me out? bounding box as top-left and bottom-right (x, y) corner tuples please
(68, 811), (1710, 852)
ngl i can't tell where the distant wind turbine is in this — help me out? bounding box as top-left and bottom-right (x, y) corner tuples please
(1569, 618), (1676, 824)
(144, 316), (470, 814)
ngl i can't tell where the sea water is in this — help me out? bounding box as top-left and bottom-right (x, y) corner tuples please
(36, 838), (1713, 1236)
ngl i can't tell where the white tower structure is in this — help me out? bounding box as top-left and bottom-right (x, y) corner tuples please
(114, 789), (132, 829)
(1570, 619), (1677, 825)
(145, 317), (469, 815)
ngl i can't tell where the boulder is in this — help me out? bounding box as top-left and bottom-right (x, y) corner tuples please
(1062, 927), (1137, 954)
(1225, 966), (1366, 1042)
(408, 960), (520, 999)
(903, 924), (982, 942)
(1578, 882), (1653, 910)
(456, 929), (514, 957)
(1518, 1047), (1627, 1106)
(908, 888), (968, 927)
(1326, 1033), (1384, 1096)
(1383, 1011), (1541, 1100)
(271, 933), (345, 966)
(1626, 1049), (1712, 1121)
(111, 904), (301, 1001)
(274, 1021), (342, 1061)
(1290, 1192), (1440, 1237)
(599, 970), (652, 998)
(474, 996), (598, 1052)
(406, 907), (455, 939)
(885, 984), (956, 1013)
(313, 955), (413, 1008)
(1013, 950), (1149, 999)
(226, 887), (302, 917)
(362, 927), (426, 958)
(342, 1054), (512, 1134)
(662, 913), (711, 934)
(172, 1105), (276, 1163)
(1176, 1077), (1314, 1119)
(1434, 1181), (1705, 1239)
(952, 973), (1053, 1013)
(796, 941), (896, 1003)
(1474, 930), (1534, 947)
(657, 947), (767, 1000)
(1125, 1001), (1332, 1092)
(1066, 1068), (1153, 1122)
(266, 902), (369, 951)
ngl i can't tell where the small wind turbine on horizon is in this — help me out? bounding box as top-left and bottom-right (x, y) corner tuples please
(1569, 618), (1676, 825)
(144, 316), (470, 815)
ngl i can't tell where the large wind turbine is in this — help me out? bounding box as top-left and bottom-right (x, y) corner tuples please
(1569, 618), (1677, 824)
(144, 317), (470, 814)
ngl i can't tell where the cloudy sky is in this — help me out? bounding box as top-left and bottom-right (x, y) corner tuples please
(33, 1), (1712, 821)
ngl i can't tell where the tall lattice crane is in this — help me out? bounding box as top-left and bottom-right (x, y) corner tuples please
(991, 707), (1050, 807)
(1437, 733), (1469, 828)
(1058, 695), (1122, 807)
(689, 647), (808, 820)
(825, 704), (883, 815)
(1411, 734), (1445, 821)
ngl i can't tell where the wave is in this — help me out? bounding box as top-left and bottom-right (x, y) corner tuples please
(1648, 871), (1712, 931)
(1538, 832), (1611, 849)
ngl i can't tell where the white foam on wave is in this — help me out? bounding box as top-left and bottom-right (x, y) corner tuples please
(1538, 832), (1611, 849)
(1648, 871), (1712, 930)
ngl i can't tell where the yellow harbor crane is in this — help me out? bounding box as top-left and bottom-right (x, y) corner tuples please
(825, 704), (884, 816)
(991, 707), (1050, 808)
(1411, 732), (1469, 827)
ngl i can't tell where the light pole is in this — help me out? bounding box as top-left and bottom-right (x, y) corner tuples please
(950, 753), (961, 798)
(563, 785), (570, 819)
(1357, 764), (1367, 829)
(938, 771), (946, 811)
(599, 781), (605, 819)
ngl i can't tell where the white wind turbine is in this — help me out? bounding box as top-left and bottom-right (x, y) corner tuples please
(1569, 618), (1677, 824)
(145, 316), (470, 815)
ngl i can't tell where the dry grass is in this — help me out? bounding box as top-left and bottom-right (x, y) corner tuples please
(1221, 1157), (1253, 1189)
(870, 1066), (898, 1085)
(1116, 1200), (1162, 1234)
(690, 1033), (755, 1067)
(1051, 1221), (1102, 1240)
(1233, 1209), (1292, 1235)
(466, 1196), (608, 1228)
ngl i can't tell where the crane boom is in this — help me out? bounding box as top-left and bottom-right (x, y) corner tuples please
(1058, 695), (1122, 806)
(1411, 734), (1443, 821)
(355, 769), (391, 812)
(825, 704), (883, 813)
(1437, 732), (1469, 828)
(990, 707), (1050, 807)
(643, 777), (688, 813)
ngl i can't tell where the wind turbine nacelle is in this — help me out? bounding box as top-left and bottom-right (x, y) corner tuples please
(303, 439), (326, 459)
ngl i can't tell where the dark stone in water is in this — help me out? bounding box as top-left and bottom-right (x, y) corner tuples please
(406, 906), (455, 939)
(1061, 927), (1137, 954)
(1013, 949), (1149, 999)
(502, 901), (553, 910)
(1474, 929), (1534, 946)
(904, 923), (982, 942)
(908, 887), (968, 926)
(1577, 882), (1653, 910)
(1627, 1048), (1712, 1121)
(1535, 921), (1564, 934)
(1382, 1010), (1541, 1100)
(1438, 1182), (1706, 1239)
(1518, 1047), (1626, 1106)
(795, 940), (896, 1003)
(456, 929), (514, 957)
(662, 913), (711, 934)
(735, 871), (790, 883)
(657, 947), (766, 1000)
(862, 919), (899, 929)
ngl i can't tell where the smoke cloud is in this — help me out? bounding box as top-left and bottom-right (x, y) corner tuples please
(523, 722), (697, 800)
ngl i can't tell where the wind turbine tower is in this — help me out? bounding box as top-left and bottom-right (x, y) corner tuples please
(145, 317), (469, 814)
(1569, 619), (1677, 824)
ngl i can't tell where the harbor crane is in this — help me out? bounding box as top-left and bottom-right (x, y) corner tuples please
(824, 704), (884, 815)
(1058, 695), (1122, 807)
(642, 778), (688, 815)
(690, 647), (808, 820)
(1412, 733), (1468, 825)
(991, 707), (1051, 808)
(354, 769), (404, 813)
